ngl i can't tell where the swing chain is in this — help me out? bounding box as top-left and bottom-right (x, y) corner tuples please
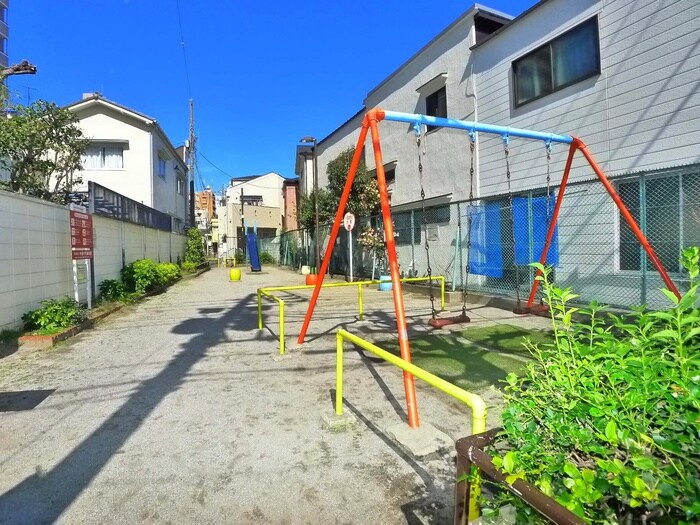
(417, 132), (437, 319)
(503, 140), (522, 306)
(463, 139), (475, 315)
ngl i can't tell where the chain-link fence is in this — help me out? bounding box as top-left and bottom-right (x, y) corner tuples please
(274, 165), (698, 310)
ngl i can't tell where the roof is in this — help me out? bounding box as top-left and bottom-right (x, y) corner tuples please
(64, 94), (186, 169)
(470, 0), (552, 50)
(365, 3), (512, 102)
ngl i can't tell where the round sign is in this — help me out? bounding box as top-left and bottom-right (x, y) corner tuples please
(343, 212), (355, 232)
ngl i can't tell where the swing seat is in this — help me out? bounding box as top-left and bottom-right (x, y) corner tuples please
(428, 312), (471, 328)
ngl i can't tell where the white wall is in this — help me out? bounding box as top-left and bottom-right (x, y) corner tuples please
(151, 131), (188, 227)
(0, 190), (186, 331)
(74, 105), (154, 205)
(0, 191), (75, 331)
(471, 0), (700, 197)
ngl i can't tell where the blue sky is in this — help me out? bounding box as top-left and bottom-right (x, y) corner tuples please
(8, 0), (537, 191)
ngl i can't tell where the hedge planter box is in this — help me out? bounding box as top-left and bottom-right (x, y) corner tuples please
(18, 303), (124, 350)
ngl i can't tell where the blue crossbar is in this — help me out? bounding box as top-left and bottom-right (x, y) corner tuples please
(382, 110), (573, 145)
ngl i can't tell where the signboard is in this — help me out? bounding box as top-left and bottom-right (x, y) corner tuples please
(343, 212), (355, 232)
(70, 210), (94, 260)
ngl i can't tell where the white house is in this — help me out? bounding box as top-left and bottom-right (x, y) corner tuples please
(65, 94), (189, 232)
(223, 172), (286, 253)
(300, 0), (700, 309)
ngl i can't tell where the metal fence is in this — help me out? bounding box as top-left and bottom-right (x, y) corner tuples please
(88, 181), (175, 232)
(275, 165), (698, 311)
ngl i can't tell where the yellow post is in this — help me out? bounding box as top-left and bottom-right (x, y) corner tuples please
(336, 331), (344, 414)
(357, 283), (364, 321)
(279, 299), (285, 355)
(257, 290), (263, 330)
(439, 276), (445, 311)
(335, 329), (485, 520)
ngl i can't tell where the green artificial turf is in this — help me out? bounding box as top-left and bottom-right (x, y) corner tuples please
(381, 324), (552, 391)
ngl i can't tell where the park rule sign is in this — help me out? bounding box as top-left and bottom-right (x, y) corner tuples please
(70, 210), (93, 260)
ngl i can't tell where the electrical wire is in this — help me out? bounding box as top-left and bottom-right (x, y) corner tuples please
(199, 151), (291, 190)
(175, 0), (193, 99)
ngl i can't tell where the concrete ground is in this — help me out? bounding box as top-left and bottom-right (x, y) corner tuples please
(0, 266), (550, 525)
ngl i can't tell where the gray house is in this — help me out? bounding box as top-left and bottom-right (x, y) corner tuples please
(304, 0), (699, 309)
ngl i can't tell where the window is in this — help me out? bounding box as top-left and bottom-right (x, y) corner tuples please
(177, 178), (184, 195)
(242, 195), (263, 206)
(82, 145), (124, 169)
(618, 171), (700, 273)
(513, 17), (600, 107)
(158, 156), (167, 179)
(385, 167), (396, 184)
(425, 86), (447, 132)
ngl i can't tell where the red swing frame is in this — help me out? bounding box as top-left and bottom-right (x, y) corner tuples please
(297, 108), (681, 428)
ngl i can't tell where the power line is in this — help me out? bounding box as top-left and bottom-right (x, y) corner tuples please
(199, 151), (292, 190)
(175, 0), (193, 99)
(199, 151), (233, 179)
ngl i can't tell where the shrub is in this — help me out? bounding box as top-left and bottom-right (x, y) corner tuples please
(155, 262), (181, 286)
(234, 249), (245, 265)
(22, 298), (86, 333)
(180, 261), (197, 273)
(185, 227), (206, 264)
(98, 279), (128, 302)
(486, 248), (700, 524)
(260, 251), (275, 265)
(121, 259), (158, 293)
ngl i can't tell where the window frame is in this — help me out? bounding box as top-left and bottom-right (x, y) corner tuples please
(512, 16), (600, 108)
(82, 144), (124, 170)
(425, 85), (447, 132)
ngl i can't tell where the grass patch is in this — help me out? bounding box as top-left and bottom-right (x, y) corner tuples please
(458, 323), (552, 354)
(380, 324), (552, 391)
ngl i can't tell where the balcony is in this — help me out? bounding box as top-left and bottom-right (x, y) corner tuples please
(0, 19), (7, 39)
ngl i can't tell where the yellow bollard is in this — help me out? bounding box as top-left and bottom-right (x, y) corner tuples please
(230, 268), (241, 281)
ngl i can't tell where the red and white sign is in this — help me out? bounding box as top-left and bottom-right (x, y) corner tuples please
(343, 212), (355, 232)
(70, 210), (94, 260)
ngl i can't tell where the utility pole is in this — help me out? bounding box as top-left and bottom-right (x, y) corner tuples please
(240, 187), (245, 255)
(188, 99), (195, 229)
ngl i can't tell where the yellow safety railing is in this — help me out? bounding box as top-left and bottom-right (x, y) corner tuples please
(258, 290), (285, 354)
(257, 276), (446, 354)
(335, 328), (486, 520)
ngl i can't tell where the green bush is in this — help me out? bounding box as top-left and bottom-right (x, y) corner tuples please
(185, 227), (206, 264)
(486, 248), (700, 524)
(98, 279), (128, 302)
(180, 261), (197, 273)
(121, 259), (158, 293)
(22, 298), (86, 333)
(234, 249), (245, 265)
(155, 263), (181, 286)
(260, 251), (275, 265)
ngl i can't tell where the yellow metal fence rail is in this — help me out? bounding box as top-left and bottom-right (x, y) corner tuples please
(335, 328), (486, 520)
(257, 276), (445, 355)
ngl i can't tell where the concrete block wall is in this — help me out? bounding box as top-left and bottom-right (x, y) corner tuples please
(0, 190), (186, 331)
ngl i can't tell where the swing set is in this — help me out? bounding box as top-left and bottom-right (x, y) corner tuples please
(298, 108), (680, 428)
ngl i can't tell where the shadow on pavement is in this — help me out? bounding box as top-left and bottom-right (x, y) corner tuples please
(0, 293), (259, 524)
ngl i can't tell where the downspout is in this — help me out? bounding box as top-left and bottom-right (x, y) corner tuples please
(149, 127), (154, 208)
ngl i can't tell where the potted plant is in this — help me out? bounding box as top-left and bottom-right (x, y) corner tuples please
(358, 226), (387, 284)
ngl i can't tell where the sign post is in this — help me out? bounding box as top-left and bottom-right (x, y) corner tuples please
(343, 212), (355, 282)
(70, 208), (94, 308)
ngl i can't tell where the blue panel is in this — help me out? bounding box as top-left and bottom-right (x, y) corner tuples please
(512, 195), (559, 266)
(468, 203), (503, 277)
(247, 232), (262, 272)
(533, 193), (559, 267)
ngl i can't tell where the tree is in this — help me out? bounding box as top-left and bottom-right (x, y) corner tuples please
(326, 146), (380, 218)
(184, 227), (206, 264)
(297, 188), (334, 232)
(0, 100), (87, 203)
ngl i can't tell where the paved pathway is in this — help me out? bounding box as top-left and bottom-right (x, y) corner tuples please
(0, 266), (549, 524)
